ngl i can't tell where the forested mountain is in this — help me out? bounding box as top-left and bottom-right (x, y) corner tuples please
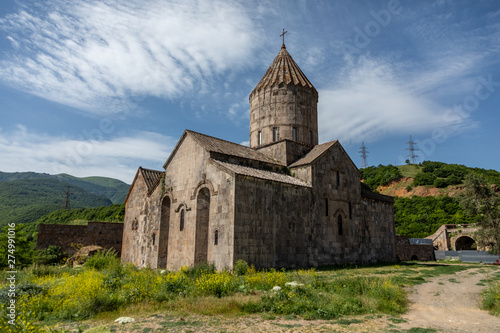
(0, 171), (130, 227)
(361, 161), (500, 239)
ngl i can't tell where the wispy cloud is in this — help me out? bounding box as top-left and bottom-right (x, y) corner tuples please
(318, 56), (477, 144)
(0, 0), (258, 114)
(0, 125), (175, 182)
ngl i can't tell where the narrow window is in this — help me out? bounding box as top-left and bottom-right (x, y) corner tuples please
(152, 233), (156, 245)
(273, 127), (278, 142)
(338, 215), (343, 236)
(180, 209), (185, 231)
(309, 131), (313, 144)
(336, 171), (340, 187)
(258, 131), (262, 145)
(292, 127), (297, 141)
(349, 202), (352, 219)
(325, 197), (329, 216)
(214, 229), (219, 245)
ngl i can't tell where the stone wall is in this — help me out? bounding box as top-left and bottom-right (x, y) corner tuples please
(122, 135), (236, 271)
(249, 84), (318, 148)
(36, 222), (123, 256)
(233, 175), (313, 268)
(396, 236), (435, 261)
(256, 140), (312, 166)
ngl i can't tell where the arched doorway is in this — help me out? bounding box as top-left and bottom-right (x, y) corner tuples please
(158, 196), (170, 268)
(455, 236), (476, 251)
(195, 188), (210, 265)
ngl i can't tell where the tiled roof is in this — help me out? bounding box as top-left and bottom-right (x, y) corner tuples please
(289, 141), (337, 167)
(212, 160), (311, 188)
(187, 130), (284, 166)
(361, 187), (394, 203)
(250, 45), (317, 96)
(140, 167), (163, 193)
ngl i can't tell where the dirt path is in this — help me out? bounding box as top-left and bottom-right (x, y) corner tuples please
(397, 267), (500, 332)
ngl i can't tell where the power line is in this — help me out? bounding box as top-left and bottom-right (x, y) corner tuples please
(359, 141), (369, 168)
(62, 185), (73, 210)
(405, 135), (420, 164)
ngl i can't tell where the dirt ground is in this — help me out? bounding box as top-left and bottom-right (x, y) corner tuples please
(397, 267), (500, 333)
(71, 266), (500, 332)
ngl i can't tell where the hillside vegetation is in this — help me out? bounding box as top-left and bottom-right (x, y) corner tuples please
(0, 203), (125, 268)
(0, 171), (129, 228)
(361, 161), (500, 239)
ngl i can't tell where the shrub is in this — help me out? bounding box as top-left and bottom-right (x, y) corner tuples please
(37, 245), (67, 265)
(482, 281), (500, 315)
(183, 262), (216, 278)
(85, 249), (120, 270)
(413, 172), (436, 186)
(234, 259), (249, 275)
(195, 271), (236, 297)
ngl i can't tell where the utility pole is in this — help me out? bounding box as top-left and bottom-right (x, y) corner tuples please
(359, 141), (369, 168)
(62, 185), (73, 210)
(405, 135), (420, 164)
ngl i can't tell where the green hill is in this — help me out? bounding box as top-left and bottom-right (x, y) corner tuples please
(0, 171), (130, 204)
(361, 161), (500, 239)
(0, 171), (130, 228)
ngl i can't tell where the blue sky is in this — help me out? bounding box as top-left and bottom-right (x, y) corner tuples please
(0, 0), (499, 183)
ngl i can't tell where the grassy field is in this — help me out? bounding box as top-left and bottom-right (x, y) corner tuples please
(397, 164), (422, 178)
(0, 253), (499, 332)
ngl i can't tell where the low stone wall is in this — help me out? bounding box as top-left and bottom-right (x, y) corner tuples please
(396, 236), (435, 261)
(36, 222), (123, 256)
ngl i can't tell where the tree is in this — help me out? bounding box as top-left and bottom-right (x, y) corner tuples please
(459, 173), (500, 254)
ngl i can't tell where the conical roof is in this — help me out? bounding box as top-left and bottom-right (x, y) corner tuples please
(251, 45), (316, 96)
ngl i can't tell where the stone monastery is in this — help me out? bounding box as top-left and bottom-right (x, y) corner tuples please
(122, 41), (397, 271)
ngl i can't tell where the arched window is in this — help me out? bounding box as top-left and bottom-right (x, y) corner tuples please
(273, 127), (278, 142)
(338, 215), (343, 236)
(325, 197), (329, 216)
(180, 209), (185, 231)
(258, 131), (262, 145)
(349, 202), (352, 219)
(336, 171), (340, 187)
(214, 229), (219, 245)
(152, 233), (156, 245)
(292, 127), (297, 141)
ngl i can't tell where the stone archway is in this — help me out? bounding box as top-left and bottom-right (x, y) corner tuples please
(158, 196), (170, 268)
(194, 187), (210, 265)
(455, 236), (476, 251)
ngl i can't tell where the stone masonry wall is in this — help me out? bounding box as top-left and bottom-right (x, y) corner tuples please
(396, 236), (435, 261)
(233, 175), (313, 268)
(37, 222), (123, 256)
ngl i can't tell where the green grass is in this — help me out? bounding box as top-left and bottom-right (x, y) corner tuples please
(398, 164), (422, 178)
(1, 260), (495, 332)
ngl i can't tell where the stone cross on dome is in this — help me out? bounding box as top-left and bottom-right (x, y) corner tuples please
(280, 28), (288, 47)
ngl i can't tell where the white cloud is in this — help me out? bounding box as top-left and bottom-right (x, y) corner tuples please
(318, 56), (476, 144)
(0, 125), (175, 182)
(0, 0), (258, 114)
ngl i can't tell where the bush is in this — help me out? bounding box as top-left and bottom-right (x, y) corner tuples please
(85, 249), (120, 270)
(183, 261), (216, 278)
(434, 178), (449, 188)
(413, 172), (436, 186)
(483, 281), (500, 315)
(37, 245), (67, 265)
(234, 259), (249, 275)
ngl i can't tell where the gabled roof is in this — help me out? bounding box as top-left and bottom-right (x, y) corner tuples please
(289, 140), (361, 177)
(250, 45), (317, 97)
(140, 168), (164, 193)
(361, 187), (394, 203)
(163, 130), (284, 169)
(289, 141), (337, 167)
(212, 160), (311, 188)
(124, 167), (163, 203)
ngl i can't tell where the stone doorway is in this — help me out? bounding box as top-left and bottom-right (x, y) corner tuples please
(158, 196), (170, 268)
(194, 188), (210, 265)
(455, 236), (476, 251)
